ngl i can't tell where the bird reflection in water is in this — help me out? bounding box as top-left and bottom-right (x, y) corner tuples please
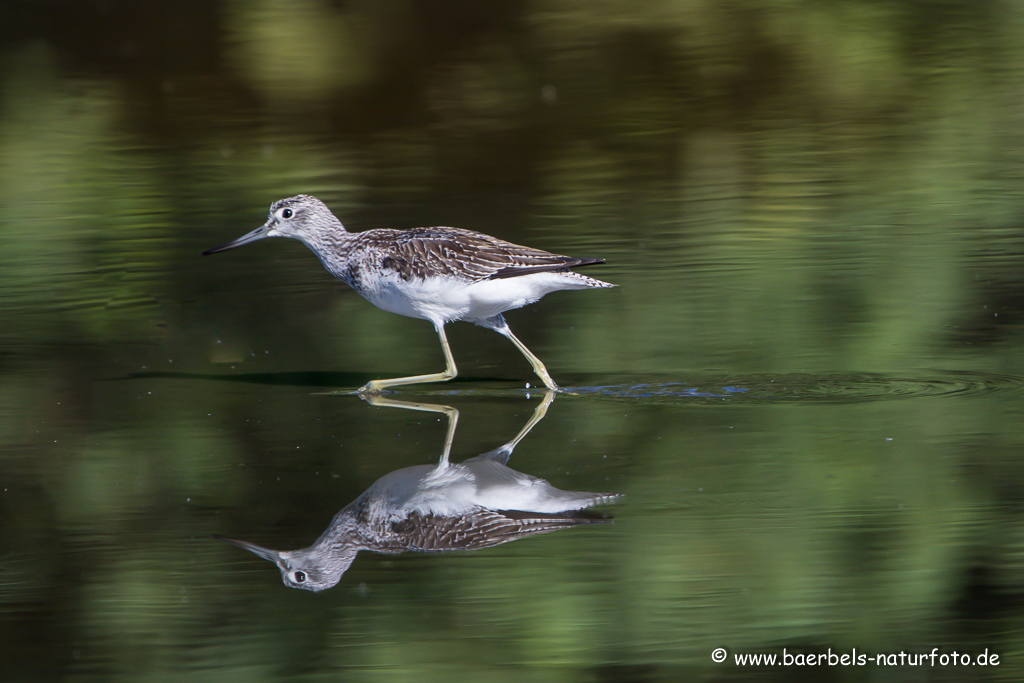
(215, 392), (620, 591)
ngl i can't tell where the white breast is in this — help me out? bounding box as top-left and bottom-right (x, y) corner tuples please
(359, 271), (604, 325)
(373, 460), (608, 518)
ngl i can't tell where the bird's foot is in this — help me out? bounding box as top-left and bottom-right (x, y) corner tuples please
(356, 382), (388, 398)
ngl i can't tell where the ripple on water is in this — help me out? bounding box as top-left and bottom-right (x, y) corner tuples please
(566, 371), (1024, 404)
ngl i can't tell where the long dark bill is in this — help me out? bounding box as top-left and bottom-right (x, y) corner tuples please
(212, 534), (282, 563)
(202, 224), (271, 255)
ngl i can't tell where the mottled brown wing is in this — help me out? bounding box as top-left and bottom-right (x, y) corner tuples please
(362, 227), (603, 282)
(388, 509), (607, 552)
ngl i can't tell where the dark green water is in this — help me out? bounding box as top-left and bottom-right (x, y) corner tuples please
(4, 2), (1024, 681)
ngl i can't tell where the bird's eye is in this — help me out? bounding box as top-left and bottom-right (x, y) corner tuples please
(281, 208), (293, 219)
(293, 570), (306, 583)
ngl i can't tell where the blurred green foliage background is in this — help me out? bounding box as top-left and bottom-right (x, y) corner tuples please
(4, 1), (1024, 681)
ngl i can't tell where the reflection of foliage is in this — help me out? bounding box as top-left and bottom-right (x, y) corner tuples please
(225, 0), (373, 105)
(0, 50), (171, 342)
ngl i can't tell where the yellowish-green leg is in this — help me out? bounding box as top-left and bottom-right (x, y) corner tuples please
(471, 389), (556, 463)
(359, 322), (457, 395)
(361, 393), (459, 469)
(496, 326), (559, 391)
(505, 390), (555, 450)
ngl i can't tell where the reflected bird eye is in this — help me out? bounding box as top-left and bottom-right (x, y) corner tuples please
(293, 570), (306, 583)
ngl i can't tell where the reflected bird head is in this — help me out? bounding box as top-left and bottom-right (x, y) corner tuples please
(202, 195), (342, 256)
(214, 534), (356, 592)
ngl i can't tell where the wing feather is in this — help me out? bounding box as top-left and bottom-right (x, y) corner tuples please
(356, 227), (604, 282)
(386, 508), (610, 552)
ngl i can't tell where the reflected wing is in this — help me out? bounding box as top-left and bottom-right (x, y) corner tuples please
(387, 508), (610, 552)
(359, 227), (604, 282)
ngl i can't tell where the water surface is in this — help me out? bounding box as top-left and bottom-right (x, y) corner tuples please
(3, 2), (1024, 681)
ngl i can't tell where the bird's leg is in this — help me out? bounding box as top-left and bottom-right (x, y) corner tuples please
(506, 389), (555, 451)
(359, 323), (458, 395)
(487, 317), (559, 391)
(360, 394), (459, 469)
(471, 389), (555, 464)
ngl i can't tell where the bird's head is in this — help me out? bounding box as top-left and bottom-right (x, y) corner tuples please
(214, 534), (356, 592)
(202, 195), (343, 255)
